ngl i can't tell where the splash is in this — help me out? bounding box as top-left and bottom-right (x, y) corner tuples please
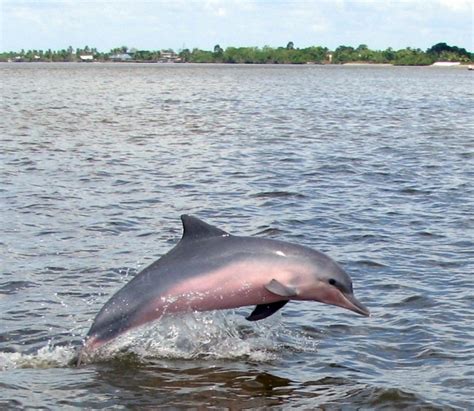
(1, 311), (320, 369)
(0, 344), (76, 371)
(84, 310), (284, 364)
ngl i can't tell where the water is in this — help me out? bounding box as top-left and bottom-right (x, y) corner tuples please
(1, 63), (473, 409)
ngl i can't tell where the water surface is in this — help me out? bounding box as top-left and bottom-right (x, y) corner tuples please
(1, 63), (473, 409)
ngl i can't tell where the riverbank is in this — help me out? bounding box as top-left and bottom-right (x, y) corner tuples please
(1, 42), (472, 66)
(2, 60), (472, 68)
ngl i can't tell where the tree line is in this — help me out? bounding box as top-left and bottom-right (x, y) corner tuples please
(1, 42), (472, 65)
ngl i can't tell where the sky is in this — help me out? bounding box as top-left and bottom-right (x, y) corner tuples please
(1, 0), (473, 52)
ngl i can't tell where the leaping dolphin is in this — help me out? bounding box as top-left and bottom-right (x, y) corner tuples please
(79, 215), (369, 362)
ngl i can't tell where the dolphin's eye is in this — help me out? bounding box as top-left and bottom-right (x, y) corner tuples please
(328, 278), (337, 286)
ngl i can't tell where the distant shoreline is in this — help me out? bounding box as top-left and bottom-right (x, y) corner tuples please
(1, 61), (471, 68)
(1, 42), (472, 66)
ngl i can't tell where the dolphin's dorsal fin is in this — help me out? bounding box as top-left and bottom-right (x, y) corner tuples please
(180, 215), (229, 241)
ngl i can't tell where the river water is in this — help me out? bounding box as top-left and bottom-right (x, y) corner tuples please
(1, 63), (473, 409)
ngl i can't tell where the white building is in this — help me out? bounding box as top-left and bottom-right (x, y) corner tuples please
(79, 55), (94, 62)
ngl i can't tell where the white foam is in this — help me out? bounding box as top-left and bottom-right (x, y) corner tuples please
(0, 344), (76, 370)
(85, 310), (283, 364)
(1, 311), (320, 368)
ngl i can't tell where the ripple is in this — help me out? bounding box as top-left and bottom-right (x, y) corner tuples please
(414, 347), (458, 360)
(361, 387), (444, 410)
(0, 281), (37, 295)
(355, 259), (387, 268)
(250, 191), (307, 199)
(254, 227), (288, 237)
(387, 295), (436, 309)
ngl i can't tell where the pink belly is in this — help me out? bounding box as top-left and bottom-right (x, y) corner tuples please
(136, 260), (290, 326)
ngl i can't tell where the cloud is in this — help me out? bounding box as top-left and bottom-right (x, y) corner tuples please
(204, 0), (228, 17)
(1, 0), (472, 51)
(437, 0), (472, 12)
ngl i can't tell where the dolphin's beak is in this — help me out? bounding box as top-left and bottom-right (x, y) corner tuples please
(341, 292), (370, 317)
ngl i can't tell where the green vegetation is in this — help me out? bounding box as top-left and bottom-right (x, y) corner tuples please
(183, 44), (329, 64)
(332, 43), (472, 65)
(1, 43), (472, 65)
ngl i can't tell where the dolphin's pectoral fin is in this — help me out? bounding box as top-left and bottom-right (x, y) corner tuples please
(265, 279), (297, 297)
(246, 300), (289, 321)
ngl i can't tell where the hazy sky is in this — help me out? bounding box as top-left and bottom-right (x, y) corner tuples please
(1, 0), (473, 52)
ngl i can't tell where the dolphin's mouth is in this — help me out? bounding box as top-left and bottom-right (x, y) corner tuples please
(342, 292), (370, 317)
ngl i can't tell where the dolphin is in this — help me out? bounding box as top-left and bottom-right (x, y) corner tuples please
(79, 215), (369, 362)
